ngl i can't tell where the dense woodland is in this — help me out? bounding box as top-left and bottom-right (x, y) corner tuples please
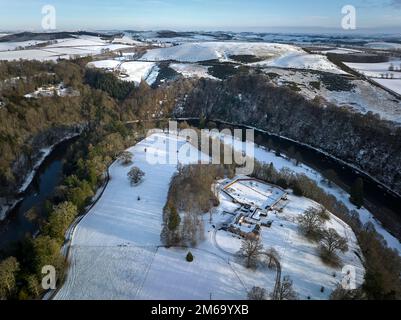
(0, 58), (192, 199)
(0, 58), (400, 300)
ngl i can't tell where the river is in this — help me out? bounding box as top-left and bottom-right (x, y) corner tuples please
(0, 138), (77, 253)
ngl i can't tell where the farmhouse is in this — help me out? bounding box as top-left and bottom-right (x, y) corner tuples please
(221, 177), (287, 239)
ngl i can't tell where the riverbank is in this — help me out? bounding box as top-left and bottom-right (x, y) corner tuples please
(0, 135), (80, 251)
(0, 133), (80, 222)
(43, 166), (111, 300)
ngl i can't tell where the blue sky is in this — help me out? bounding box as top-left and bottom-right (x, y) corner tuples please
(1, 0), (401, 32)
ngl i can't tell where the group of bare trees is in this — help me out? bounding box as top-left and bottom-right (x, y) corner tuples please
(120, 151), (146, 186)
(240, 237), (280, 271)
(251, 162), (401, 299)
(161, 164), (221, 247)
(298, 206), (348, 266)
(248, 277), (298, 301)
(242, 237), (298, 301)
(297, 206), (329, 240)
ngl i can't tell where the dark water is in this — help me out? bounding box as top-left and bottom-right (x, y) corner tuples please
(0, 138), (76, 252)
(185, 119), (401, 239)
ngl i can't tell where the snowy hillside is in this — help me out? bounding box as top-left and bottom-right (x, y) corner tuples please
(87, 60), (159, 85)
(140, 42), (344, 74)
(140, 42), (303, 62)
(263, 68), (401, 123)
(253, 52), (346, 74)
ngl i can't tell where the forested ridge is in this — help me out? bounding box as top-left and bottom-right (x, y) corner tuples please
(0, 58), (192, 198)
(175, 74), (401, 196)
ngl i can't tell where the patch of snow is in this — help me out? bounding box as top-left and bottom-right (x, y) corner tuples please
(87, 59), (121, 70)
(254, 52), (346, 74)
(320, 48), (363, 55)
(345, 61), (401, 79)
(0, 40), (48, 51)
(170, 63), (217, 80)
(88, 60), (159, 85)
(112, 35), (145, 46)
(119, 61), (158, 84)
(373, 78), (401, 95)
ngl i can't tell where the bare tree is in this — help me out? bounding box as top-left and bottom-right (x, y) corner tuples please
(119, 151), (133, 165)
(297, 207), (325, 240)
(128, 167), (145, 185)
(276, 276), (298, 300)
(248, 286), (267, 300)
(320, 228), (348, 256)
(265, 247), (280, 269)
(240, 237), (263, 268)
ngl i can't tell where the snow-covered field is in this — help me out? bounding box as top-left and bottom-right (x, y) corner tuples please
(56, 132), (275, 300)
(345, 61), (401, 79)
(365, 42), (401, 50)
(373, 78), (401, 95)
(87, 59), (121, 70)
(119, 61), (158, 84)
(170, 63), (217, 80)
(319, 48), (363, 55)
(0, 35), (135, 61)
(56, 133), (211, 299)
(87, 60), (159, 85)
(0, 40), (47, 51)
(253, 52), (346, 74)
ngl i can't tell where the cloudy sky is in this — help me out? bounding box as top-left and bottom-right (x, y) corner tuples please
(0, 0), (401, 32)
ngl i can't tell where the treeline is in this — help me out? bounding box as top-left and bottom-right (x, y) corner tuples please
(251, 160), (401, 300)
(161, 164), (221, 247)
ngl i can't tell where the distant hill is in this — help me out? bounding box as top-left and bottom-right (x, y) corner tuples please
(0, 31), (120, 42)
